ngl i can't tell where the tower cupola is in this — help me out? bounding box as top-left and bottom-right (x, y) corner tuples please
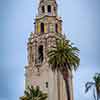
(38, 0), (57, 17)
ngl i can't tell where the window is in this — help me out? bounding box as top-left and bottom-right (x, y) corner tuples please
(41, 23), (44, 32)
(32, 54), (34, 62)
(45, 82), (48, 88)
(48, 5), (51, 13)
(55, 24), (58, 33)
(38, 45), (43, 63)
(42, 6), (45, 13)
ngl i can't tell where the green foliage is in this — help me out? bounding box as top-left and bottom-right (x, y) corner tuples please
(48, 38), (80, 74)
(20, 86), (48, 100)
(93, 73), (100, 87)
(85, 73), (100, 100)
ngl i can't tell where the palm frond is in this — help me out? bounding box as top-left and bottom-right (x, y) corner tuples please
(85, 82), (95, 93)
(93, 88), (96, 100)
(23, 85), (48, 100)
(48, 38), (80, 73)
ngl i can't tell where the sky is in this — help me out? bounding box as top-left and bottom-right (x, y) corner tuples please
(0, 0), (100, 100)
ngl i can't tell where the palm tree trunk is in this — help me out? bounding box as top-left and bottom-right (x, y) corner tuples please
(96, 87), (100, 100)
(65, 80), (71, 100)
(57, 71), (60, 100)
(62, 68), (71, 100)
(97, 93), (100, 100)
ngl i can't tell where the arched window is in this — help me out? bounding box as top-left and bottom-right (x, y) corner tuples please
(41, 6), (45, 13)
(41, 23), (44, 32)
(48, 5), (51, 13)
(45, 82), (48, 88)
(55, 23), (58, 33)
(38, 45), (43, 63)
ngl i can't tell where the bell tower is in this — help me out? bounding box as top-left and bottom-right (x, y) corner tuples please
(25, 0), (73, 100)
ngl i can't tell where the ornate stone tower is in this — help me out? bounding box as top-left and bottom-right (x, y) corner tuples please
(25, 0), (73, 100)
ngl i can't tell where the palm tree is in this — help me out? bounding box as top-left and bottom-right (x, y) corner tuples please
(85, 73), (100, 100)
(20, 86), (48, 100)
(47, 38), (80, 100)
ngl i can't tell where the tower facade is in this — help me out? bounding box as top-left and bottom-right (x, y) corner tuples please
(25, 0), (73, 100)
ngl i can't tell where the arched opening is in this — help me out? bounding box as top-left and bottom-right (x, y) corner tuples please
(45, 82), (48, 88)
(38, 45), (43, 63)
(41, 6), (45, 13)
(48, 5), (51, 13)
(55, 23), (58, 33)
(41, 23), (44, 32)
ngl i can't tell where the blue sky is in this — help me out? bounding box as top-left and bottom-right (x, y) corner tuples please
(0, 0), (100, 100)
